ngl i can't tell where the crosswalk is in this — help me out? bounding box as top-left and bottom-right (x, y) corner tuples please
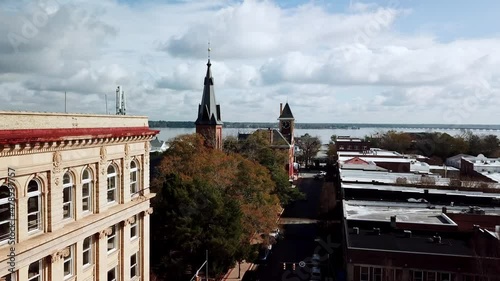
(279, 218), (318, 224)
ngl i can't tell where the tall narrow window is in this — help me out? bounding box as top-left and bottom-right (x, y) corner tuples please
(130, 252), (139, 279)
(130, 160), (138, 197)
(426, 272), (437, 281)
(440, 273), (451, 281)
(413, 271), (423, 281)
(1, 273), (15, 281)
(62, 173), (74, 219)
(107, 225), (117, 252)
(107, 165), (117, 203)
(360, 266), (369, 281)
(373, 267), (382, 281)
(83, 236), (92, 267)
(82, 168), (93, 212)
(63, 246), (74, 279)
(130, 215), (138, 239)
(28, 260), (42, 281)
(108, 267), (117, 281)
(0, 184), (14, 243)
(27, 180), (42, 232)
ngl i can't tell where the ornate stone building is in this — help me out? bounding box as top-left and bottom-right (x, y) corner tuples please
(0, 111), (158, 281)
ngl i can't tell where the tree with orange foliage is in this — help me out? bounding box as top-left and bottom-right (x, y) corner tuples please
(150, 134), (280, 280)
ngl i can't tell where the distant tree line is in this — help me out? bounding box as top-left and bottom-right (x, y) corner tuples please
(149, 120), (500, 130)
(364, 130), (500, 162)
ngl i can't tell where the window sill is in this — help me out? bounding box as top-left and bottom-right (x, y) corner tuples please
(64, 275), (76, 281)
(82, 264), (93, 271)
(131, 236), (139, 241)
(27, 228), (43, 235)
(107, 249), (118, 255)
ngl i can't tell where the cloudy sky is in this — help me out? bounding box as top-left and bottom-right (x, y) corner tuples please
(1, 0), (499, 124)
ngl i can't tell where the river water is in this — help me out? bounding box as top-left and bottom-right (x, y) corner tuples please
(153, 127), (500, 144)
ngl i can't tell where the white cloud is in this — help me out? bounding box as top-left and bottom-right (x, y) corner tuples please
(0, 0), (499, 124)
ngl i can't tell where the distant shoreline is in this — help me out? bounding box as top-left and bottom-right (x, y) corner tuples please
(149, 121), (500, 131)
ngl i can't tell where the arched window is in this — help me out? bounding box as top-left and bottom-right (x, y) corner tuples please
(62, 172), (74, 219)
(0, 184), (14, 243)
(107, 165), (117, 203)
(27, 179), (42, 232)
(130, 160), (139, 197)
(82, 169), (93, 213)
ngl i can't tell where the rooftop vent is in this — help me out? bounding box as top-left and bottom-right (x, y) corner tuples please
(353, 227), (360, 235)
(432, 235), (442, 244)
(373, 227), (381, 235)
(390, 216), (397, 228)
(403, 230), (412, 238)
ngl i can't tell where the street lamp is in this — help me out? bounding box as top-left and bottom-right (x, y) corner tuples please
(238, 261), (241, 279)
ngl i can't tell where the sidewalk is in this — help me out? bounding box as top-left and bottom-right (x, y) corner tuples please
(221, 261), (256, 280)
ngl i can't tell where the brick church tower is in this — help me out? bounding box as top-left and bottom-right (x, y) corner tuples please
(195, 57), (223, 149)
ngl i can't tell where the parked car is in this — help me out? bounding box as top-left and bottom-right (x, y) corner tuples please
(269, 228), (281, 240)
(311, 254), (321, 266)
(310, 267), (321, 280)
(257, 248), (271, 264)
(314, 172), (325, 180)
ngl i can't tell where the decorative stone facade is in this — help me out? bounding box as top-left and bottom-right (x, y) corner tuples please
(0, 111), (158, 281)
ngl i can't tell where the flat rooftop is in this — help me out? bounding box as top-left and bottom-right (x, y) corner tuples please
(347, 225), (474, 256)
(344, 200), (500, 221)
(344, 200), (455, 224)
(0, 111), (149, 130)
(0, 111), (157, 145)
(338, 150), (403, 157)
(342, 183), (500, 199)
(339, 156), (413, 163)
(340, 169), (450, 185)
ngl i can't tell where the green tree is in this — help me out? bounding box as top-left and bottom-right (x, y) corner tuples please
(151, 134), (282, 279)
(296, 133), (322, 167)
(225, 131), (304, 205)
(379, 131), (412, 153)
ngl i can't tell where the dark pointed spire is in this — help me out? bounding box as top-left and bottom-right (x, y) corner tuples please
(278, 103), (294, 120)
(195, 48), (222, 126)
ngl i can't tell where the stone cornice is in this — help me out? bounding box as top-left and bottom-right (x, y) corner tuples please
(0, 135), (156, 157)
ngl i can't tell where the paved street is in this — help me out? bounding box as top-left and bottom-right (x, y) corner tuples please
(253, 172), (331, 281)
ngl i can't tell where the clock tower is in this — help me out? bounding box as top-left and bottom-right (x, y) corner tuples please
(278, 102), (295, 144)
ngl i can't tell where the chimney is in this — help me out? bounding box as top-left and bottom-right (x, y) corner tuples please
(432, 235), (442, 244)
(280, 103), (283, 115)
(442, 207), (447, 214)
(390, 216), (397, 228)
(473, 224), (481, 233)
(268, 128), (273, 144)
(353, 227), (359, 235)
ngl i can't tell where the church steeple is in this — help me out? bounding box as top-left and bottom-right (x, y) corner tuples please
(195, 51), (222, 125)
(195, 45), (223, 149)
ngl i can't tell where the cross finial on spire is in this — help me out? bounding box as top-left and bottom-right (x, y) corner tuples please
(208, 41), (211, 60)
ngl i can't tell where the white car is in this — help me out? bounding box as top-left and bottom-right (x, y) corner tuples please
(269, 228), (281, 239)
